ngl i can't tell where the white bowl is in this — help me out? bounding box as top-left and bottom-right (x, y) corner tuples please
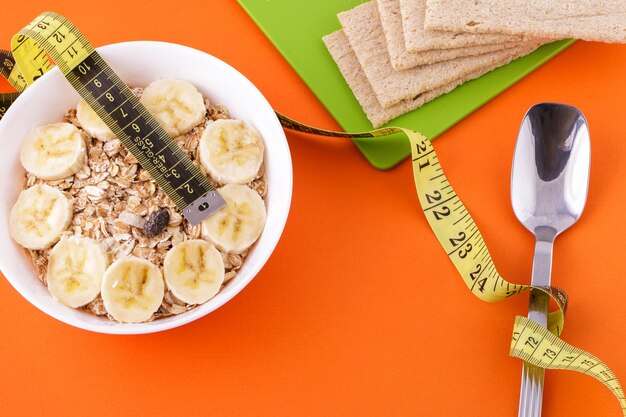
(0, 41), (292, 334)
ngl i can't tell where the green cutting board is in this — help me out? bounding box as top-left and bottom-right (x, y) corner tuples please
(238, 0), (574, 169)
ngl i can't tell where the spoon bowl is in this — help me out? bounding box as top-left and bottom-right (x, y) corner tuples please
(511, 103), (591, 235)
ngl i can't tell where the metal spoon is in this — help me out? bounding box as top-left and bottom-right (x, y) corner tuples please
(511, 103), (591, 417)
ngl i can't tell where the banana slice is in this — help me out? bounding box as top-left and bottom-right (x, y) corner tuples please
(201, 184), (266, 253)
(100, 257), (165, 323)
(140, 78), (206, 137)
(20, 122), (86, 180)
(47, 237), (109, 308)
(76, 99), (116, 141)
(164, 240), (225, 305)
(9, 184), (73, 250)
(198, 119), (264, 184)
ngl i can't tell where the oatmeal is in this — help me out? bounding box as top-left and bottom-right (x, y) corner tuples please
(9, 79), (267, 323)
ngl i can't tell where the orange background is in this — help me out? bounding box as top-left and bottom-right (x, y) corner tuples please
(2, 1), (626, 416)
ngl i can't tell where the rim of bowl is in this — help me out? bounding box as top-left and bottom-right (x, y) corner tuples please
(0, 41), (293, 334)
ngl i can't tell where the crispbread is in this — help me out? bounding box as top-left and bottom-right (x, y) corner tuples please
(338, 1), (544, 108)
(377, 0), (523, 70)
(399, 0), (523, 52)
(424, 0), (626, 44)
(323, 30), (489, 127)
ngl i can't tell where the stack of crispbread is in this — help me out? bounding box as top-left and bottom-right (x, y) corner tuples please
(323, 0), (626, 127)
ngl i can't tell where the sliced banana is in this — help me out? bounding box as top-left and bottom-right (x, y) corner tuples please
(9, 184), (73, 250)
(198, 119), (264, 184)
(76, 99), (116, 141)
(46, 237), (109, 308)
(101, 257), (165, 323)
(20, 122), (86, 180)
(164, 240), (225, 305)
(140, 78), (206, 137)
(201, 184), (266, 254)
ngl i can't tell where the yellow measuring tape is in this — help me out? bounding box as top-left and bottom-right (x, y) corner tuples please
(3, 12), (224, 225)
(1, 12), (624, 415)
(277, 115), (626, 415)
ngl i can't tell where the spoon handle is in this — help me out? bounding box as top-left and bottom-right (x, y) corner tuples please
(518, 227), (556, 417)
